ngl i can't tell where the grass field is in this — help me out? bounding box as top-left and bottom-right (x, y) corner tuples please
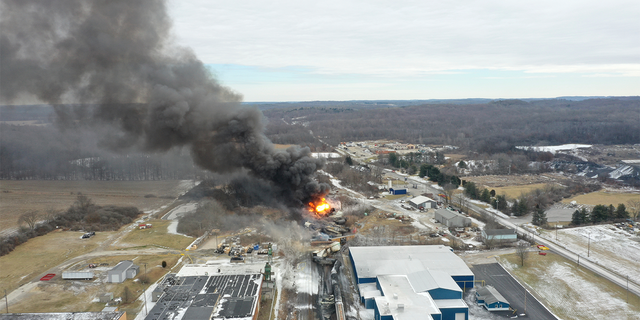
(491, 183), (552, 198)
(561, 191), (640, 206)
(116, 219), (194, 251)
(0, 230), (109, 292)
(498, 251), (640, 319)
(0, 180), (194, 232)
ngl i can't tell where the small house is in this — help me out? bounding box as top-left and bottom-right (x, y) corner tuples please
(476, 285), (510, 311)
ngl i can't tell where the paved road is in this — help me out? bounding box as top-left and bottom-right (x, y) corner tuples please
(472, 263), (557, 320)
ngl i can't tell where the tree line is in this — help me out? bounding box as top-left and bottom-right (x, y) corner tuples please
(571, 202), (638, 226)
(0, 193), (141, 256)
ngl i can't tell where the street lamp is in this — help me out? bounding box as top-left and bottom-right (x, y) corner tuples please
(144, 263), (148, 316)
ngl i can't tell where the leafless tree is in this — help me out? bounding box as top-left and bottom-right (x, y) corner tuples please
(442, 183), (457, 205)
(43, 208), (61, 223)
(627, 199), (640, 221)
(18, 210), (39, 230)
(516, 241), (529, 266)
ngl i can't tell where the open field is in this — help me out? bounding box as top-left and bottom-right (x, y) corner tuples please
(561, 191), (640, 206)
(7, 254), (181, 317)
(552, 224), (640, 282)
(499, 251), (640, 319)
(0, 230), (110, 292)
(464, 174), (561, 188)
(489, 183), (552, 198)
(0, 180), (195, 232)
(116, 219), (194, 251)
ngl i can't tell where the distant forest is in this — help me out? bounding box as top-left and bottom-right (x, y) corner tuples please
(261, 97), (640, 153)
(1, 97), (638, 180)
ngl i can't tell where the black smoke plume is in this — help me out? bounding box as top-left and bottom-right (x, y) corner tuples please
(0, 0), (329, 208)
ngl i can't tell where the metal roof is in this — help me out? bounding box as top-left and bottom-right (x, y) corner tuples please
(375, 275), (439, 320)
(409, 196), (435, 206)
(109, 260), (134, 273)
(406, 270), (461, 293)
(349, 245), (473, 278)
(483, 229), (516, 236)
(435, 209), (466, 220)
(476, 285), (509, 305)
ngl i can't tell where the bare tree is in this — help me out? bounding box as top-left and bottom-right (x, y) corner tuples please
(18, 210), (39, 230)
(627, 199), (640, 221)
(516, 241), (529, 266)
(43, 208), (61, 223)
(442, 183), (457, 205)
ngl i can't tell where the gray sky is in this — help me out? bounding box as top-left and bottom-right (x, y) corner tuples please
(169, 0), (639, 101)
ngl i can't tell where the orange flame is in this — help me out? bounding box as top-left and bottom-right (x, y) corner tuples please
(309, 198), (331, 216)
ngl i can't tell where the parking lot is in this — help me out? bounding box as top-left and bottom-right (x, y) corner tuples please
(470, 263), (558, 320)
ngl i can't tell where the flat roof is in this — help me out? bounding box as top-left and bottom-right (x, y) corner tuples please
(349, 245), (473, 279)
(434, 299), (468, 309)
(409, 196), (435, 205)
(110, 260), (133, 273)
(375, 275), (439, 320)
(407, 270), (461, 293)
(145, 273), (262, 320)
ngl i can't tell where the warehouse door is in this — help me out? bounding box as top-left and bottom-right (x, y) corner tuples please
(455, 313), (465, 320)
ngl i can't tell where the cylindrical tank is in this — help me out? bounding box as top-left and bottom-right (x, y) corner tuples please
(264, 262), (271, 281)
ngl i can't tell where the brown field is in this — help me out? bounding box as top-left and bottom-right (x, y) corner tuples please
(116, 219), (194, 251)
(0, 180), (193, 232)
(464, 174), (561, 188)
(273, 144), (294, 150)
(491, 183), (553, 198)
(8, 254), (181, 316)
(561, 191), (640, 206)
(499, 252), (640, 319)
(0, 230), (110, 292)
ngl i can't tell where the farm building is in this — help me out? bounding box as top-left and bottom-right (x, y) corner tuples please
(481, 229), (518, 244)
(107, 260), (139, 283)
(434, 209), (471, 228)
(409, 196), (437, 210)
(475, 285), (510, 311)
(62, 271), (94, 280)
(389, 188), (407, 195)
(349, 245), (473, 320)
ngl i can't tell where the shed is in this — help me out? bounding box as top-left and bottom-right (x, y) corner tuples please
(409, 196), (437, 210)
(482, 229), (517, 244)
(434, 209), (471, 228)
(107, 260), (138, 283)
(389, 188), (407, 195)
(475, 285), (510, 311)
(62, 271), (94, 280)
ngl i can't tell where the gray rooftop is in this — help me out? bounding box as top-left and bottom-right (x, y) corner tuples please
(407, 270), (462, 293)
(349, 245), (473, 278)
(435, 209), (466, 220)
(109, 260), (134, 273)
(477, 285), (509, 305)
(483, 229), (516, 236)
(375, 275), (439, 320)
(409, 196), (435, 205)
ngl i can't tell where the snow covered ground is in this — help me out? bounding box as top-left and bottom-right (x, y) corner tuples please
(555, 225), (640, 281)
(162, 202), (198, 236)
(516, 144), (592, 153)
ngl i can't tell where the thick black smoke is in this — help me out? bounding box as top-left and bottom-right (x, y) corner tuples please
(0, 0), (329, 207)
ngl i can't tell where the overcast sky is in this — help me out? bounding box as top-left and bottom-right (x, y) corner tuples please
(168, 0), (639, 101)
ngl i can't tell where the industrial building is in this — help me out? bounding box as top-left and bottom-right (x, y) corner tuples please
(408, 196), (437, 210)
(107, 261), (139, 283)
(62, 271), (94, 280)
(0, 312), (126, 320)
(389, 188), (407, 195)
(349, 245), (474, 320)
(146, 263), (265, 320)
(475, 285), (510, 311)
(434, 209), (471, 228)
(481, 229), (518, 244)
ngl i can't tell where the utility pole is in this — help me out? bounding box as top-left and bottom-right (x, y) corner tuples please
(577, 255), (580, 267)
(4, 289), (8, 313)
(524, 289), (527, 312)
(588, 232), (591, 257)
(627, 275), (630, 303)
(555, 221), (558, 240)
(144, 263), (148, 316)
